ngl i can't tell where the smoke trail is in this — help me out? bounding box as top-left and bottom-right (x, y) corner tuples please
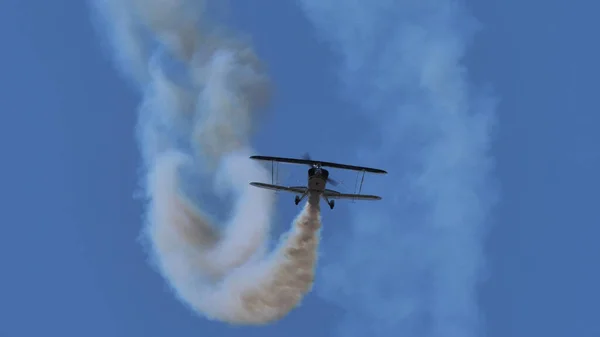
(296, 1), (497, 336)
(91, 0), (320, 323)
(146, 150), (321, 323)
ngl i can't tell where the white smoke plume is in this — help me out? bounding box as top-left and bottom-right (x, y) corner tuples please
(146, 151), (322, 323)
(90, 0), (321, 324)
(296, 1), (497, 336)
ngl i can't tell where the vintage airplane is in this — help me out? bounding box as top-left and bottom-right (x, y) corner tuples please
(249, 153), (387, 209)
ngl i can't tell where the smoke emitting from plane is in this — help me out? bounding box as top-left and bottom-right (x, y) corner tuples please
(90, 0), (321, 324)
(90, 0), (497, 334)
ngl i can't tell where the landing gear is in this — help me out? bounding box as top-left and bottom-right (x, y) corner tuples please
(328, 200), (335, 209)
(294, 195), (301, 205)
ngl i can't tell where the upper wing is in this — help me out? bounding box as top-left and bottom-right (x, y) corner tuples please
(250, 155), (314, 166)
(249, 182), (307, 194)
(250, 155), (387, 174)
(314, 160), (387, 174)
(323, 189), (382, 201)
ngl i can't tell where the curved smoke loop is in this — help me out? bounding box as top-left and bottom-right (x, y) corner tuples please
(91, 0), (321, 324)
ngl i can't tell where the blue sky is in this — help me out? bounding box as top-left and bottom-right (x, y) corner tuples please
(1, 0), (599, 337)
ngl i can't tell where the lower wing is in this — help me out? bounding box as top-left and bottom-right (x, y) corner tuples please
(249, 182), (307, 194)
(323, 189), (382, 201)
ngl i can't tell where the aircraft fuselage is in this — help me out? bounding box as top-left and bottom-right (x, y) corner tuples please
(308, 167), (328, 193)
(302, 167), (335, 209)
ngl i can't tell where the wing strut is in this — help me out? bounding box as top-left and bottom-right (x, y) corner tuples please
(351, 170), (367, 203)
(358, 170), (366, 195)
(270, 160), (280, 187)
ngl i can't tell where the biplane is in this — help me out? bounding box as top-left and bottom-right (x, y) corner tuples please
(249, 153), (387, 209)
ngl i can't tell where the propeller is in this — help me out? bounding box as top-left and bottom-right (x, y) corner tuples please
(302, 152), (339, 186)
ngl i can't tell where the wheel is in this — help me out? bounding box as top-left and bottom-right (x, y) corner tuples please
(329, 200), (335, 209)
(295, 195), (300, 205)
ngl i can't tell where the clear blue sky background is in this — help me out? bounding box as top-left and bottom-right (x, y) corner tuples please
(1, 0), (599, 337)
